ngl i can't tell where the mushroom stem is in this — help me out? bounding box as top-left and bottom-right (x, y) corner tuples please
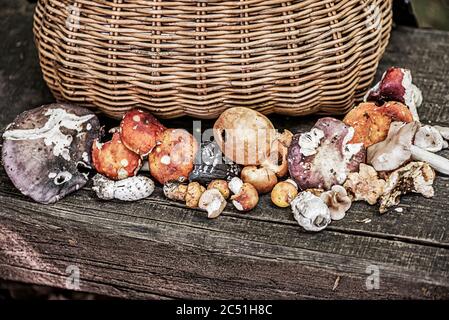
(410, 145), (449, 175)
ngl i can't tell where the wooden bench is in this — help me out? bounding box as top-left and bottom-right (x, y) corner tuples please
(1, 1), (448, 299)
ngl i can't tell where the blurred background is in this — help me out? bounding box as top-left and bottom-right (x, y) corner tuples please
(395, 0), (449, 30)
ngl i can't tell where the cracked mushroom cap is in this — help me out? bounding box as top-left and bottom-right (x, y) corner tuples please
(149, 129), (199, 185)
(120, 109), (165, 156)
(288, 118), (366, 191)
(2, 103), (100, 204)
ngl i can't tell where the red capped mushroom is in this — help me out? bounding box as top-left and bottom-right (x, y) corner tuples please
(120, 109), (165, 156)
(288, 118), (366, 191)
(92, 132), (142, 180)
(149, 129), (199, 184)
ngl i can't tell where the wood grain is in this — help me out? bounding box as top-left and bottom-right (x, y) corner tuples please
(0, 0), (448, 299)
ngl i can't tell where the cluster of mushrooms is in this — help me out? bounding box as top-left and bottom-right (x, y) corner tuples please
(1, 67), (448, 232)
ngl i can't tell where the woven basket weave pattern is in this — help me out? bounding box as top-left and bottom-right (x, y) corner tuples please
(33, 0), (392, 119)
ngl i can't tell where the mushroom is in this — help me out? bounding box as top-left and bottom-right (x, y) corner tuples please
(149, 128), (199, 184)
(365, 67), (423, 121)
(343, 164), (386, 205)
(189, 141), (241, 185)
(92, 174), (155, 201)
(414, 125), (446, 152)
(92, 132), (142, 180)
(228, 177), (259, 212)
(241, 166), (278, 194)
(207, 179), (230, 200)
(185, 182), (206, 208)
(120, 109), (165, 156)
(368, 121), (449, 175)
(288, 118), (366, 191)
(260, 129), (293, 177)
(163, 182), (188, 202)
(320, 185), (352, 221)
(291, 191), (331, 232)
(434, 126), (449, 140)
(343, 101), (413, 148)
(198, 189), (227, 219)
(1, 103), (100, 204)
(379, 162), (435, 213)
(271, 179), (298, 208)
(213, 107), (276, 165)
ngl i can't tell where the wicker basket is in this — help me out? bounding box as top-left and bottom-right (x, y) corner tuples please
(33, 0), (392, 119)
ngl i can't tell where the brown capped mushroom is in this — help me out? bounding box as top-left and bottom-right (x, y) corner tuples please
(241, 166), (278, 194)
(229, 177), (259, 212)
(260, 129), (293, 177)
(185, 182), (206, 208)
(271, 179), (298, 208)
(92, 132), (142, 180)
(149, 129), (199, 184)
(288, 118), (366, 191)
(213, 107), (276, 165)
(207, 179), (230, 200)
(163, 182), (188, 202)
(120, 109), (165, 156)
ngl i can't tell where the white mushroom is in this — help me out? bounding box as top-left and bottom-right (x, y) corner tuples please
(291, 191), (331, 232)
(368, 121), (449, 175)
(379, 162), (435, 213)
(198, 189), (227, 219)
(92, 174), (155, 201)
(434, 126), (449, 140)
(414, 125), (446, 152)
(343, 164), (386, 205)
(320, 186), (352, 221)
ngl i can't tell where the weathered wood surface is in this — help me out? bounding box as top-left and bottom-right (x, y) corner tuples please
(1, 0), (449, 299)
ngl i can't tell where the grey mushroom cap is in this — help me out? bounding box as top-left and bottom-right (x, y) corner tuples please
(2, 103), (100, 204)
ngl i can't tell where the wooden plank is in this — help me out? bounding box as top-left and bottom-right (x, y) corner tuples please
(1, 185), (448, 299)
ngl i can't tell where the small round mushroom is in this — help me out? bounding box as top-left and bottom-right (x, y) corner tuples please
(288, 118), (366, 191)
(343, 101), (413, 148)
(185, 182), (206, 208)
(1, 103), (100, 204)
(120, 109), (166, 156)
(213, 107), (276, 165)
(241, 166), (278, 194)
(291, 191), (331, 232)
(320, 186), (352, 221)
(207, 180), (230, 200)
(198, 189), (227, 219)
(229, 177), (259, 212)
(92, 174), (155, 201)
(149, 129), (199, 185)
(92, 132), (142, 180)
(163, 182), (188, 202)
(271, 179), (298, 208)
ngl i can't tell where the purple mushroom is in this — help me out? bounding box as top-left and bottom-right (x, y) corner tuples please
(2, 103), (100, 204)
(288, 118), (366, 191)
